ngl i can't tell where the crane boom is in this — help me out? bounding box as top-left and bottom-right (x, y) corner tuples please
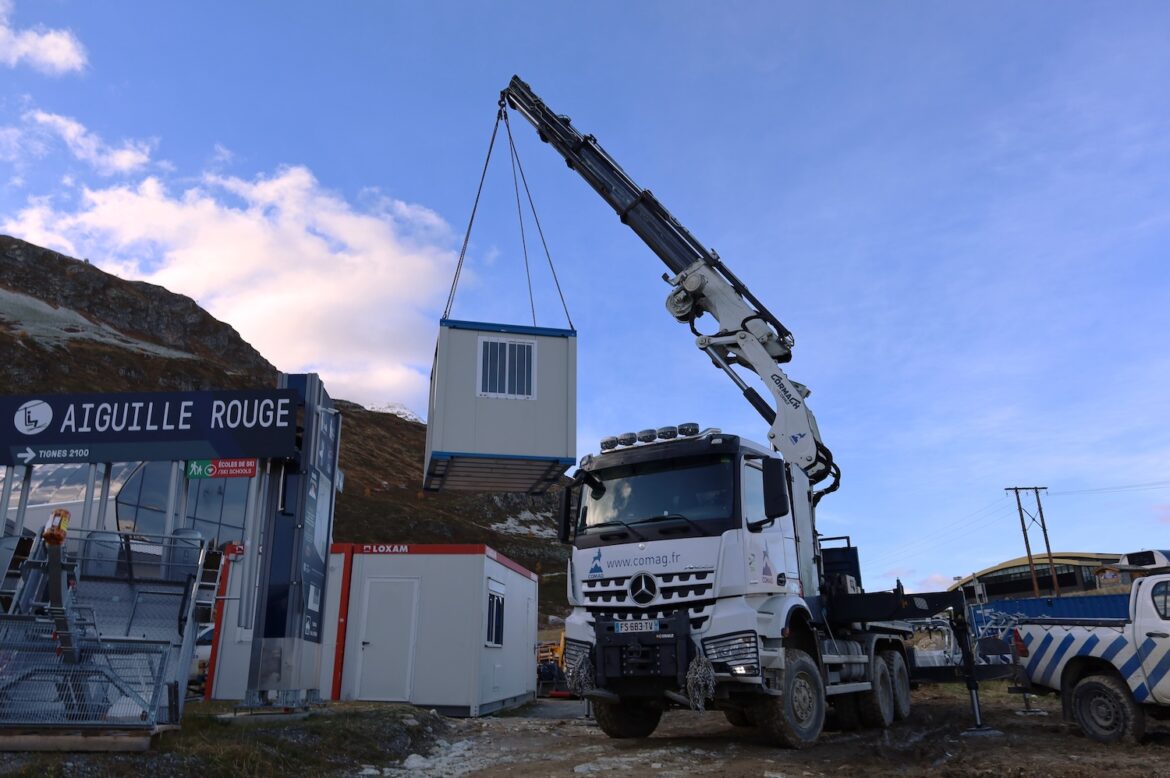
(502, 76), (837, 491)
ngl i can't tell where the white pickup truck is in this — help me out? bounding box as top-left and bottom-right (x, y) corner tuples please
(1013, 551), (1170, 743)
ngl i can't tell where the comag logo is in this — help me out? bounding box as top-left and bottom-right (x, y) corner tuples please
(588, 549), (604, 578)
(14, 400), (52, 436)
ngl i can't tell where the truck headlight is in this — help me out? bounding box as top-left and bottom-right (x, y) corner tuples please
(702, 631), (760, 676)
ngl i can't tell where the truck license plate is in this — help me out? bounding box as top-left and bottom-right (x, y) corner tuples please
(615, 620), (660, 634)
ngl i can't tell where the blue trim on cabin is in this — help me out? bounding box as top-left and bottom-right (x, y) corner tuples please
(431, 450), (576, 465)
(440, 318), (577, 338)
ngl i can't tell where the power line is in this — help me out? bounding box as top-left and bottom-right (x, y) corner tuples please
(864, 507), (1018, 574)
(863, 501), (1012, 566)
(861, 500), (1006, 568)
(1048, 479), (1170, 496)
(863, 500), (1016, 570)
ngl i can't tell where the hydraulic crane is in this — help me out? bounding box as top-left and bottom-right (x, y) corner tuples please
(501, 76), (839, 502)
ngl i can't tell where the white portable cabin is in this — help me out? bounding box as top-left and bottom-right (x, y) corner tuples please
(320, 543), (538, 716)
(424, 319), (576, 495)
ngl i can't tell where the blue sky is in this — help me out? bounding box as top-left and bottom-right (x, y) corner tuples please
(2, 1), (1168, 591)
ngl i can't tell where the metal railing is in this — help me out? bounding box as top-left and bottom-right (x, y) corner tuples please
(0, 528), (204, 730)
(0, 616), (171, 728)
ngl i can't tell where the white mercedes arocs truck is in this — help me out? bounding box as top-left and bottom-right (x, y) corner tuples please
(499, 76), (994, 748)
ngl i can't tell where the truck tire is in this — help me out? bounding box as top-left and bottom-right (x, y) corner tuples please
(882, 650), (912, 721)
(592, 700), (663, 739)
(858, 655), (894, 729)
(1072, 674), (1146, 744)
(753, 648), (826, 749)
(724, 708), (755, 727)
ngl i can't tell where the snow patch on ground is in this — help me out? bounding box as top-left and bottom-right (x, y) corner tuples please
(489, 510), (557, 539)
(0, 287), (194, 359)
(367, 401), (424, 423)
(381, 738), (490, 777)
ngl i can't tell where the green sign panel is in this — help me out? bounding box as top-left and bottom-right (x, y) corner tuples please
(186, 458), (258, 479)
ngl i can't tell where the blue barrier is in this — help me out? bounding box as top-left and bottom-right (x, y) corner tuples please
(970, 594), (1130, 634)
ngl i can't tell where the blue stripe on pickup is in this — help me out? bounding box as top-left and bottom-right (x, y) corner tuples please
(1027, 633), (1055, 677)
(1041, 634), (1078, 687)
(1143, 644), (1170, 699)
(1101, 636), (1127, 663)
(1118, 648), (1146, 683)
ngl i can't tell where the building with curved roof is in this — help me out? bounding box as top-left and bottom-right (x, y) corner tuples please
(949, 551), (1122, 603)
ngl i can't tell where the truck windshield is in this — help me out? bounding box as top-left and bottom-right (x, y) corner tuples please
(578, 454), (735, 536)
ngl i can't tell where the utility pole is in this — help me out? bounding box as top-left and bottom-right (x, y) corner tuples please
(1006, 486), (1061, 597)
(1033, 487), (1061, 596)
(1008, 487), (1042, 598)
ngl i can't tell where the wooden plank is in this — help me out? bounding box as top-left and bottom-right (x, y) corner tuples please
(0, 730), (154, 752)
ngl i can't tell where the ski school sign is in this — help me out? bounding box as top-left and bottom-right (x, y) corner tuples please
(0, 389), (299, 466)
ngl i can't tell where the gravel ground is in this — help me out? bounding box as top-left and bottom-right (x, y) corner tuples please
(0, 686), (1167, 776)
(385, 687), (1170, 778)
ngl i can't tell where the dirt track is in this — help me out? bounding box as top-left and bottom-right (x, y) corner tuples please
(386, 685), (1170, 777)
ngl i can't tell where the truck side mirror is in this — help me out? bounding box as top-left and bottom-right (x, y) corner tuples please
(762, 459), (790, 520)
(558, 487), (574, 544)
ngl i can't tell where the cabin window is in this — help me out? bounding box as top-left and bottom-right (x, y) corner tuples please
(742, 460), (766, 524)
(1153, 581), (1170, 620)
(478, 337), (536, 399)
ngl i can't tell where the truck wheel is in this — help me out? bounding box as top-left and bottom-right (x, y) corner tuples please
(592, 700), (663, 739)
(1072, 674), (1146, 744)
(724, 708), (755, 727)
(753, 648), (825, 749)
(858, 655), (894, 729)
(882, 650), (912, 721)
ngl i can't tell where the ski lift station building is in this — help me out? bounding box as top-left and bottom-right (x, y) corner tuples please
(424, 319), (576, 495)
(319, 542), (539, 716)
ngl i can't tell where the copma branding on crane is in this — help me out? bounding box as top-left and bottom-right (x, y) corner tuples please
(770, 374), (802, 409)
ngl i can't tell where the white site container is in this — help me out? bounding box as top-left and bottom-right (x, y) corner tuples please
(319, 543), (538, 716)
(424, 319), (576, 494)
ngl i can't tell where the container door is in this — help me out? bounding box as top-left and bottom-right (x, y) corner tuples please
(356, 577), (419, 701)
(1135, 577), (1170, 703)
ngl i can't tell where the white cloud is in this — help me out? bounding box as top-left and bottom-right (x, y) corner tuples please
(25, 110), (153, 175)
(911, 573), (954, 594)
(4, 195), (77, 255)
(0, 0), (87, 75)
(0, 125), (21, 161)
(2, 166), (456, 408)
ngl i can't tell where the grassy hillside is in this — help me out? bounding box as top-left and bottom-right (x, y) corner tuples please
(0, 234), (569, 622)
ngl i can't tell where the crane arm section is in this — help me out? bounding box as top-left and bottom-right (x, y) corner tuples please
(501, 76), (837, 489)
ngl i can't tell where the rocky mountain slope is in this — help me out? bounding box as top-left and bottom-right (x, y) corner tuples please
(0, 234), (568, 620)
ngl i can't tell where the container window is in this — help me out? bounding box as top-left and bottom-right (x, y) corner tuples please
(486, 583), (505, 646)
(478, 337), (536, 399)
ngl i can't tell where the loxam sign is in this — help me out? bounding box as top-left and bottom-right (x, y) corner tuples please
(0, 389), (299, 467)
